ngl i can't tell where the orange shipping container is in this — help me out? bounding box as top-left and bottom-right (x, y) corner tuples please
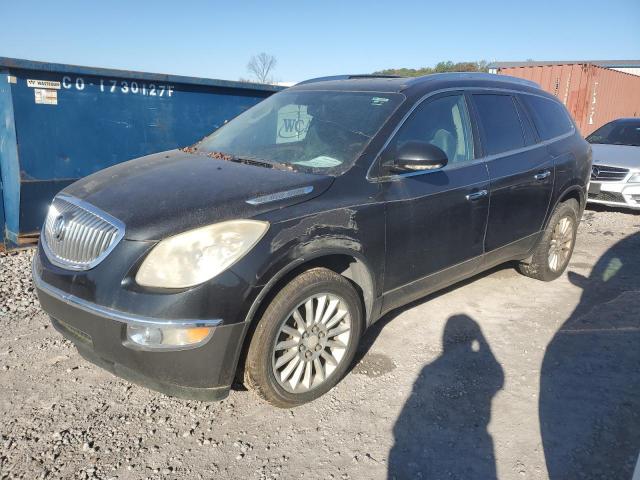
(494, 63), (640, 136)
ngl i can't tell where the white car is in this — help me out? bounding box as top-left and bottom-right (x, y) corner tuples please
(586, 118), (640, 210)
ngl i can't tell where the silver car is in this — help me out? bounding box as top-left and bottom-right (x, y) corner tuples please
(586, 118), (640, 210)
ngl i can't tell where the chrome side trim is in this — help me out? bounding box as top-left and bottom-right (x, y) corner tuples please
(41, 193), (126, 271)
(32, 263), (223, 328)
(366, 86), (576, 183)
(246, 186), (314, 205)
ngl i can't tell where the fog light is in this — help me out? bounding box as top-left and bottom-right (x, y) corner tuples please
(126, 324), (213, 349)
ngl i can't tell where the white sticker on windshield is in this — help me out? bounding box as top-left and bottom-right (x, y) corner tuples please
(277, 104), (313, 144)
(294, 156), (342, 168)
(371, 96), (390, 106)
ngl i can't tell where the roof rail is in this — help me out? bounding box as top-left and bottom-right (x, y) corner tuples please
(295, 74), (403, 86)
(405, 71), (540, 89)
(294, 72), (540, 90)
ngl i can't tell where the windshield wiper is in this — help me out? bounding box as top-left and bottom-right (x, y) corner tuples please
(182, 147), (299, 172)
(228, 156), (274, 169)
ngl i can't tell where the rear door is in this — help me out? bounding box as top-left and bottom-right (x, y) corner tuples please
(470, 92), (554, 261)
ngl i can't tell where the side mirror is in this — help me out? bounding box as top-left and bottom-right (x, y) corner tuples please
(384, 141), (448, 173)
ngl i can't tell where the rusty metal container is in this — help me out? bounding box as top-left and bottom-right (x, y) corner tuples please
(494, 63), (640, 136)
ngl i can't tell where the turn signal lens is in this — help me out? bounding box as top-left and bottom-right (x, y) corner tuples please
(183, 327), (213, 344)
(126, 324), (213, 349)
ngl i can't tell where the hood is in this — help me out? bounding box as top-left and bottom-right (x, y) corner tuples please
(63, 150), (333, 241)
(591, 144), (640, 170)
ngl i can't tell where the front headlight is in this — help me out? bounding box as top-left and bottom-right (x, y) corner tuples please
(628, 173), (640, 183)
(135, 220), (269, 288)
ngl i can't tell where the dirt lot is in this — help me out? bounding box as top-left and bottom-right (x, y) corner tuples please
(1, 206), (639, 480)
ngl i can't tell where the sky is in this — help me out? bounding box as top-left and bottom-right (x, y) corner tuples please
(1, 0), (639, 84)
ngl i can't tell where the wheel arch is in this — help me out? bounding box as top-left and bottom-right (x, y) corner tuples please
(544, 185), (585, 231)
(558, 186), (584, 210)
(248, 250), (375, 327)
(234, 250), (377, 382)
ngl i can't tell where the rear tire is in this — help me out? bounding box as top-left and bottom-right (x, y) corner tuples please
(517, 199), (579, 281)
(244, 268), (363, 407)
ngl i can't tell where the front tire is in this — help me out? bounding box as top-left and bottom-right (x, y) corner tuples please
(517, 199), (579, 281)
(244, 268), (363, 407)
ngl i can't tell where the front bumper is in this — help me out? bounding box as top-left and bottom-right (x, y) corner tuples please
(34, 264), (248, 401)
(587, 181), (640, 210)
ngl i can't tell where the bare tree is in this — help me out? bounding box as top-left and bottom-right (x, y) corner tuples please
(247, 52), (277, 84)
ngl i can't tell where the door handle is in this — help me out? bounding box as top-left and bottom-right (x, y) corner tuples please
(466, 189), (488, 201)
(534, 170), (551, 181)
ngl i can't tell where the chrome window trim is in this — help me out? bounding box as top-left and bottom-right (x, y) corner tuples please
(33, 261), (223, 328)
(366, 86), (576, 183)
(41, 193), (126, 271)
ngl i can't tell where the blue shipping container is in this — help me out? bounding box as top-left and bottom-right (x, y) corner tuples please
(0, 57), (282, 250)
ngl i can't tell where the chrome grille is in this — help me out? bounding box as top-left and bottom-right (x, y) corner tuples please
(591, 164), (629, 181)
(42, 194), (125, 270)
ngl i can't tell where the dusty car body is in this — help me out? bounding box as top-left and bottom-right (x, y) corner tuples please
(586, 118), (640, 209)
(33, 73), (591, 407)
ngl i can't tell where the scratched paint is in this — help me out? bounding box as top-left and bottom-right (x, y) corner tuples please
(270, 209), (359, 253)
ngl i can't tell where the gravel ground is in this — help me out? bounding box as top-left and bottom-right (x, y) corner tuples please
(1, 205), (639, 480)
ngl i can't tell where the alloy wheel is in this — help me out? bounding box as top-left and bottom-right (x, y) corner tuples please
(271, 293), (352, 393)
(548, 216), (574, 272)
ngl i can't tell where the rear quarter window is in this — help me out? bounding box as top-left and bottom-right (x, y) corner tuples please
(520, 95), (574, 140)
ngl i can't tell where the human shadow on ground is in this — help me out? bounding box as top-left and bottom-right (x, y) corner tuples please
(387, 314), (504, 479)
(540, 232), (640, 479)
(350, 263), (514, 371)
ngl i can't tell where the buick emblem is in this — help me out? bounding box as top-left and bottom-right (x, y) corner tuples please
(52, 214), (67, 240)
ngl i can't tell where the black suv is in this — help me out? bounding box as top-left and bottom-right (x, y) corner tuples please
(33, 73), (591, 407)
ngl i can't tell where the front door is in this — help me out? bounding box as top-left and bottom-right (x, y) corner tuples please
(377, 93), (490, 312)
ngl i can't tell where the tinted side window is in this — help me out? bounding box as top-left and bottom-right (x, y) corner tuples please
(514, 99), (537, 146)
(520, 95), (573, 140)
(389, 94), (474, 164)
(472, 94), (526, 155)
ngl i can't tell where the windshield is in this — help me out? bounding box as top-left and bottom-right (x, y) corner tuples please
(586, 120), (640, 147)
(194, 90), (404, 175)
